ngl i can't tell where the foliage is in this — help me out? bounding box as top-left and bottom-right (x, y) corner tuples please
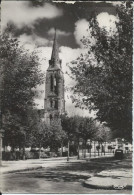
(94, 122), (112, 143)
(2, 150), (48, 160)
(61, 114), (76, 141)
(27, 109), (50, 148)
(47, 120), (66, 151)
(0, 31), (44, 148)
(69, 2), (132, 141)
(76, 117), (97, 142)
(29, 110), (67, 152)
(61, 114), (98, 142)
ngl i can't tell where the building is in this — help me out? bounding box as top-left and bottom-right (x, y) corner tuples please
(44, 29), (65, 125)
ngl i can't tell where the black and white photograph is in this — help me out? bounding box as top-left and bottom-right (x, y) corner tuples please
(0, 0), (133, 194)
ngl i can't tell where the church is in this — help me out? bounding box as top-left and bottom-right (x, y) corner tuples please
(44, 29), (65, 125)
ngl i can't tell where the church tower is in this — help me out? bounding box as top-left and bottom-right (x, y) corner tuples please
(44, 29), (65, 125)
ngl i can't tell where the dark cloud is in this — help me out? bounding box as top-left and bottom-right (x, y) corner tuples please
(3, 1), (116, 49)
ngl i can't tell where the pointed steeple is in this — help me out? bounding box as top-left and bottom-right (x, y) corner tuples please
(51, 28), (59, 61)
(49, 28), (62, 69)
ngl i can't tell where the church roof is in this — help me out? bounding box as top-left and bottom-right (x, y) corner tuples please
(51, 29), (59, 61)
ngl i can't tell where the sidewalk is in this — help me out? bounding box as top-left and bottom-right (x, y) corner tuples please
(0, 154), (114, 174)
(84, 169), (132, 190)
(84, 155), (132, 190)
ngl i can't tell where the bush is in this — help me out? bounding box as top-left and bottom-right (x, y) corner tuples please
(39, 151), (48, 158)
(2, 150), (49, 160)
(62, 151), (68, 157)
(2, 151), (17, 160)
(25, 151), (35, 159)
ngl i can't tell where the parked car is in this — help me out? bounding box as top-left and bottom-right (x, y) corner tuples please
(114, 149), (124, 160)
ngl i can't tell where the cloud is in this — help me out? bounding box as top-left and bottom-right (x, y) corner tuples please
(97, 12), (118, 32)
(74, 19), (96, 48)
(109, 1), (122, 6)
(74, 19), (89, 47)
(74, 13), (118, 47)
(1, 1), (63, 29)
(48, 28), (71, 37)
(19, 33), (52, 48)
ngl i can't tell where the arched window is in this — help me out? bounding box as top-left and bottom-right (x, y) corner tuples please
(50, 114), (52, 122)
(50, 75), (53, 92)
(50, 100), (53, 108)
(54, 100), (58, 109)
(54, 75), (58, 94)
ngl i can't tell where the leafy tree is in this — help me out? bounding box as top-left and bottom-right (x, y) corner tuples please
(78, 117), (97, 158)
(47, 120), (66, 154)
(61, 114), (77, 160)
(94, 122), (112, 156)
(61, 114), (97, 159)
(69, 2), (132, 141)
(26, 109), (49, 158)
(0, 31), (44, 150)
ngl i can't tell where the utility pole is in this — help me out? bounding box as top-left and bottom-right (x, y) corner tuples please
(0, 66), (5, 166)
(0, 89), (4, 166)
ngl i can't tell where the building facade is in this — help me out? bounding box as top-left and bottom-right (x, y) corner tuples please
(44, 30), (65, 125)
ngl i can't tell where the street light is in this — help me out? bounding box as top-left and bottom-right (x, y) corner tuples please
(0, 77), (5, 166)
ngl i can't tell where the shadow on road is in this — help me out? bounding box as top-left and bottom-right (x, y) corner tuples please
(34, 171), (89, 182)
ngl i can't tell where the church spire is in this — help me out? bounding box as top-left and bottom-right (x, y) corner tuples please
(49, 28), (62, 69)
(51, 28), (59, 61)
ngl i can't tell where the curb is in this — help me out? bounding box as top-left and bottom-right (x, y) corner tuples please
(2, 166), (43, 174)
(83, 181), (132, 190)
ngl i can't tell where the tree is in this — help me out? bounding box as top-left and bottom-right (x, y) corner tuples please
(69, 2), (132, 141)
(79, 117), (97, 158)
(47, 120), (66, 154)
(61, 114), (97, 159)
(94, 122), (112, 156)
(61, 114), (75, 160)
(26, 109), (50, 158)
(0, 31), (44, 150)
(27, 110), (66, 157)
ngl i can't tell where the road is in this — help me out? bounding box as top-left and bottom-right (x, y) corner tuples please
(1, 155), (132, 194)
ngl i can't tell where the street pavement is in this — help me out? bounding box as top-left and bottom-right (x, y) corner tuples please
(0, 153), (132, 194)
(0, 153), (113, 173)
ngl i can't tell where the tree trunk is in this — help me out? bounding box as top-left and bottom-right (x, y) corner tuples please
(94, 141), (96, 157)
(0, 134), (3, 166)
(98, 142), (100, 156)
(77, 139), (80, 160)
(12, 146), (15, 152)
(22, 146), (25, 160)
(90, 140), (92, 158)
(101, 142), (102, 156)
(84, 140), (87, 158)
(39, 143), (41, 159)
(82, 143), (84, 158)
(104, 142), (106, 156)
(67, 140), (70, 161)
(61, 142), (63, 157)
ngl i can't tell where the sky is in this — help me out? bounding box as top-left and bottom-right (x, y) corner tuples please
(1, 0), (119, 117)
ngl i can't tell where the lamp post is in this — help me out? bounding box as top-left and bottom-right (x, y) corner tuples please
(0, 97), (4, 166)
(0, 78), (5, 166)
